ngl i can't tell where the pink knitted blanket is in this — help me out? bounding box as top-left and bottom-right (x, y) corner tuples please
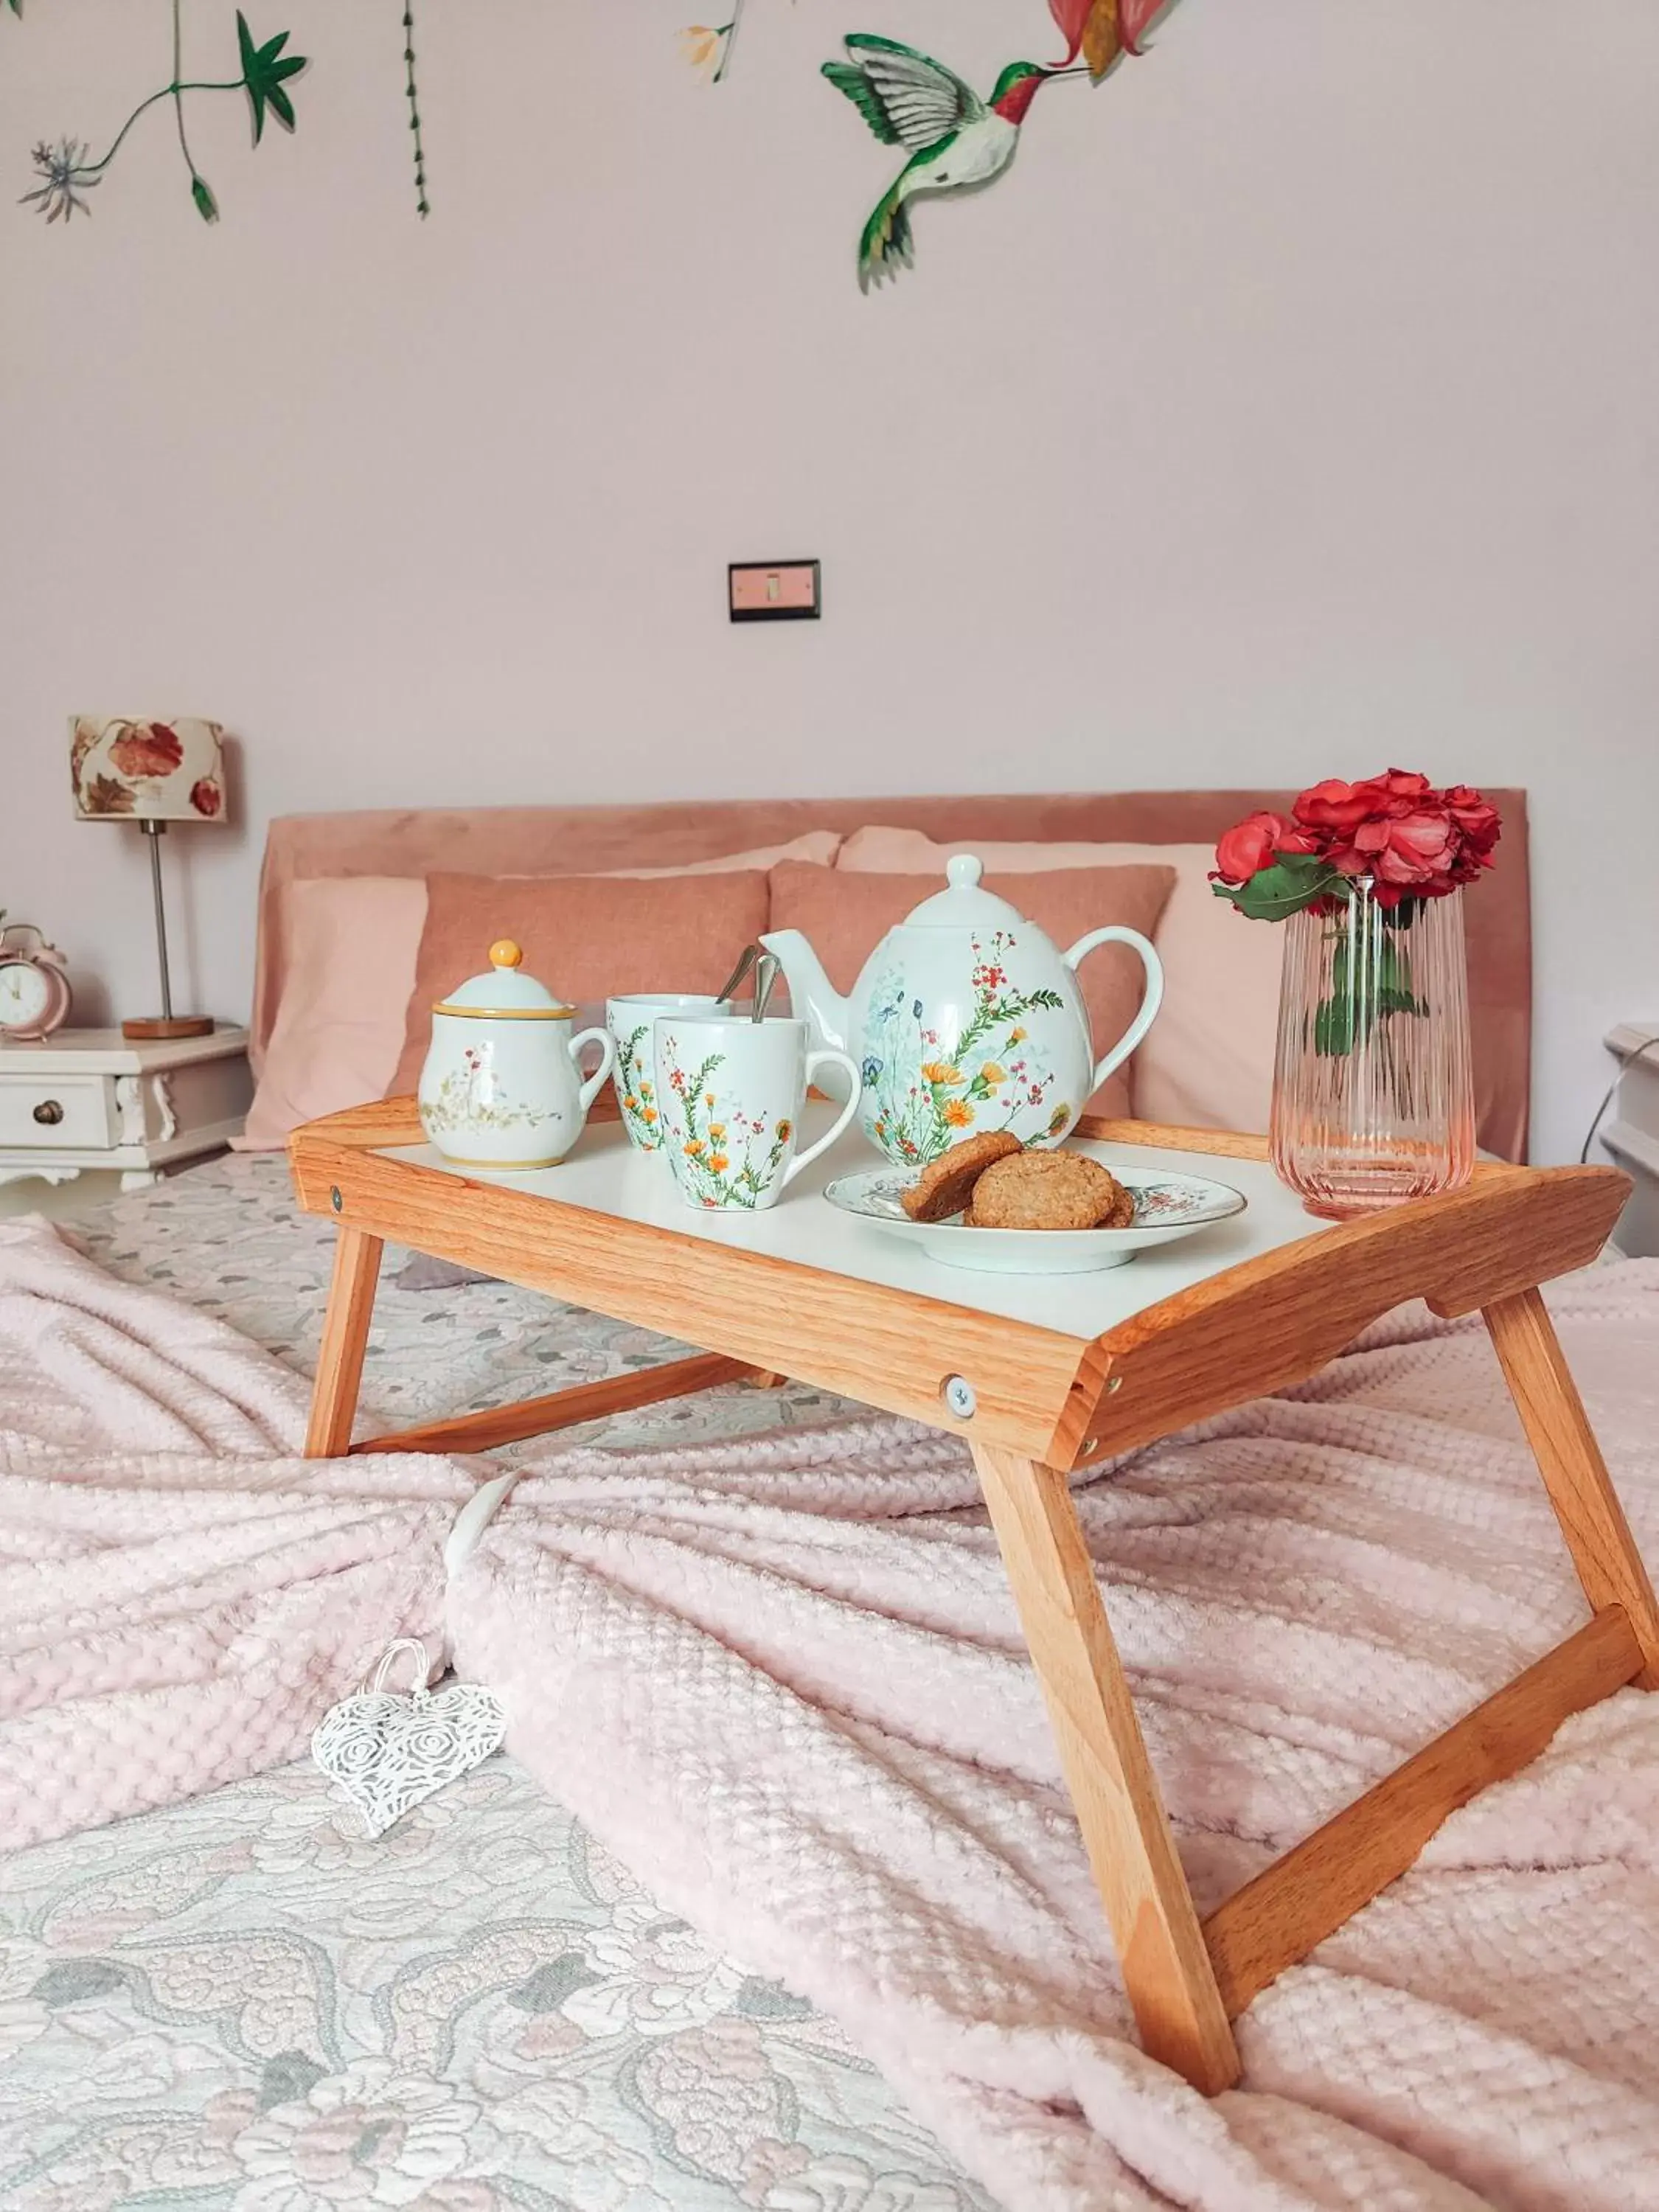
(4, 1214), (1659, 2211)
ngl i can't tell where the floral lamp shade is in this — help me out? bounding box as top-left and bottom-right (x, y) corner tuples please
(69, 717), (227, 824)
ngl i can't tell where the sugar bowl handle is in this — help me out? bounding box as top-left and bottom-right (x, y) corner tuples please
(570, 1027), (617, 1117)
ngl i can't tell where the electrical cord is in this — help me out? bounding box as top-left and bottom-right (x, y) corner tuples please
(1580, 1030), (1659, 1165)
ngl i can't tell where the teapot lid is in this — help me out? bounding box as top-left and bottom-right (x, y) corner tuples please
(902, 855), (1026, 931)
(434, 939), (574, 1020)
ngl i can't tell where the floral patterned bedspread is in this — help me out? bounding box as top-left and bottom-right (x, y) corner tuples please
(1, 1158), (994, 2212)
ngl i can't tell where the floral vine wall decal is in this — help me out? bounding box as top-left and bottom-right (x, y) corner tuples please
(18, 1), (306, 226)
(823, 0), (1175, 288)
(401, 1), (429, 216)
(677, 0), (748, 83)
(678, 0), (1169, 89)
(1050, 0), (1167, 75)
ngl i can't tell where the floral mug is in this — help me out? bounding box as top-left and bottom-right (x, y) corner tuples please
(607, 993), (726, 1151)
(653, 1015), (861, 1211)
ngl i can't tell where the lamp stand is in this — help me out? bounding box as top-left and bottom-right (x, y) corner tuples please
(122, 820), (214, 1042)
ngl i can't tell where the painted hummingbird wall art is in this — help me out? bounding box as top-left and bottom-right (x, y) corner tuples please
(823, 1), (1176, 289)
(821, 37), (1062, 289)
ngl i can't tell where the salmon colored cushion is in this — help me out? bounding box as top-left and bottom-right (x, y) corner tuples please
(389, 869), (770, 1097)
(241, 838), (841, 1145)
(239, 877), (426, 1149)
(838, 826), (1282, 1133)
(767, 859), (1176, 1121)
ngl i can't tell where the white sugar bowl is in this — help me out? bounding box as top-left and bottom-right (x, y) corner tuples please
(418, 939), (616, 1170)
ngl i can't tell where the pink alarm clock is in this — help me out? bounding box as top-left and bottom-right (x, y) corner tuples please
(0, 922), (73, 1042)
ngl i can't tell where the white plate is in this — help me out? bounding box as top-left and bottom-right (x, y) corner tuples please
(821, 1163), (1248, 1274)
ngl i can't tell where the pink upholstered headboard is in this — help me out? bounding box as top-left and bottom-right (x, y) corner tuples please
(253, 791), (1532, 1159)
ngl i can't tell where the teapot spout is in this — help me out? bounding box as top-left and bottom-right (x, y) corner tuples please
(758, 929), (850, 1054)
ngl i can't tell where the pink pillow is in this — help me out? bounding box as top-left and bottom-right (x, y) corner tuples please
(838, 827), (1281, 1133)
(768, 859), (1176, 1121)
(239, 877), (426, 1149)
(617, 830), (841, 877)
(242, 835), (843, 1145)
(389, 868), (770, 1097)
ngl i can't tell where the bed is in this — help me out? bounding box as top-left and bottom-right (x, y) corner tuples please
(6, 1154), (996, 2211)
(10, 791), (1623, 2212)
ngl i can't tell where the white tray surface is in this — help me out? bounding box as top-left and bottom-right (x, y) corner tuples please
(375, 1116), (1335, 1342)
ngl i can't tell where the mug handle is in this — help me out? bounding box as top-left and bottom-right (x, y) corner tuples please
(1060, 926), (1165, 1097)
(569, 1026), (617, 1116)
(782, 1051), (863, 1187)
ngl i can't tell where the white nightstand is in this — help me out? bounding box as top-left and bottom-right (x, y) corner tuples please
(0, 1026), (252, 1195)
(1601, 1023), (1659, 1259)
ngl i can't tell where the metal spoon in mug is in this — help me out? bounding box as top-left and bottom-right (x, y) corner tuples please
(714, 944), (759, 1008)
(752, 950), (781, 1023)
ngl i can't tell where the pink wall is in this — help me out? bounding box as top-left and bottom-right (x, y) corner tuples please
(2, 0), (1656, 1162)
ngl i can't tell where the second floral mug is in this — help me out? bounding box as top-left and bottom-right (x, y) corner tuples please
(607, 992), (727, 1150)
(653, 1015), (860, 1211)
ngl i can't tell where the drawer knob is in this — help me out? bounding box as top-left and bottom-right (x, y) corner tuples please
(32, 1099), (64, 1127)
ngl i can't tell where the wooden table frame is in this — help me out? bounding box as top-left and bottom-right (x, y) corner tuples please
(290, 1099), (1653, 2094)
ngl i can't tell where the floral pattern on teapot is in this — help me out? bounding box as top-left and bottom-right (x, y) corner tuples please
(759, 854), (1166, 1172)
(860, 931), (1072, 1164)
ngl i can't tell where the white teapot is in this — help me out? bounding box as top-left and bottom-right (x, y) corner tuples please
(418, 939), (615, 1170)
(760, 856), (1163, 1166)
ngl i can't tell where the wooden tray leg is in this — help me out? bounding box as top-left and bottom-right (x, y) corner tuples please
(1485, 1287), (1659, 1688)
(305, 1227), (384, 1458)
(971, 1442), (1240, 2093)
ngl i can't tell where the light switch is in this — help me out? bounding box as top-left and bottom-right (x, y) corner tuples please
(729, 560), (821, 622)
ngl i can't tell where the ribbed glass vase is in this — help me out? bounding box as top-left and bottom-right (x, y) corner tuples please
(1270, 882), (1475, 1219)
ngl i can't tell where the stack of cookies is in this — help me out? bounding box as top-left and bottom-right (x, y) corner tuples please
(899, 1133), (1136, 1232)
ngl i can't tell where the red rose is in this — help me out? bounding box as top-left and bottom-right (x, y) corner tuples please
(1213, 810), (1320, 884)
(1441, 785), (1500, 858)
(1349, 807), (1460, 890)
(189, 777), (222, 818)
(1292, 779), (1375, 835)
(108, 720), (184, 781)
(1368, 768), (1436, 815)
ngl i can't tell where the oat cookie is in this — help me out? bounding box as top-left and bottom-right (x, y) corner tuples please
(967, 1149), (1132, 1231)
(900, 1130), (1023, 1222)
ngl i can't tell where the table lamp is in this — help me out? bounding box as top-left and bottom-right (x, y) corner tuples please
(69, 715), (228, 1040)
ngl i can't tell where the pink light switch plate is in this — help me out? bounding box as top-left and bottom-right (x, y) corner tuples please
(729, 560), (821, 622)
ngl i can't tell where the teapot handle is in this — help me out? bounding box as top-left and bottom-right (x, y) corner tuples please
(1061, 927), (1165, 1099)
(568, 1026), (617, 1118)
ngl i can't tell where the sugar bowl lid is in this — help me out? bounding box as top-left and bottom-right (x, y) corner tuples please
(434, 939), (574, 1020)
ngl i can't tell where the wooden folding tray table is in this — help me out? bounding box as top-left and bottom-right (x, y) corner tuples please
(290, 1098), (1654, 2095)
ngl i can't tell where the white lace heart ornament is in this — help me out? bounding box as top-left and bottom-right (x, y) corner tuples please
(311, 1638), (506, 1838)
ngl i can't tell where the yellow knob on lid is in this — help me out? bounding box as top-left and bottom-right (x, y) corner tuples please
(490, 939), (524, 970)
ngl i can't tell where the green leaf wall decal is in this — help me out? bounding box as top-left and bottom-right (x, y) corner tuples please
(237, 12), (305, 144)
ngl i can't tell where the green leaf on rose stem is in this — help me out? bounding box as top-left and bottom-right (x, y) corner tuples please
(1212, 855), (1343, 923)
(1314, 996), (1353, 1057)
(1376, 940), (1412, 1000)
(238, 12), (307, 144)
(191, 174), (220, 222)
(1315, 984), (1425, 1056)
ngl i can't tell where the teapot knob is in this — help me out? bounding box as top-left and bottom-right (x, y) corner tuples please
(945, 855), (983, 890)
(489, 939), (524, 970)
